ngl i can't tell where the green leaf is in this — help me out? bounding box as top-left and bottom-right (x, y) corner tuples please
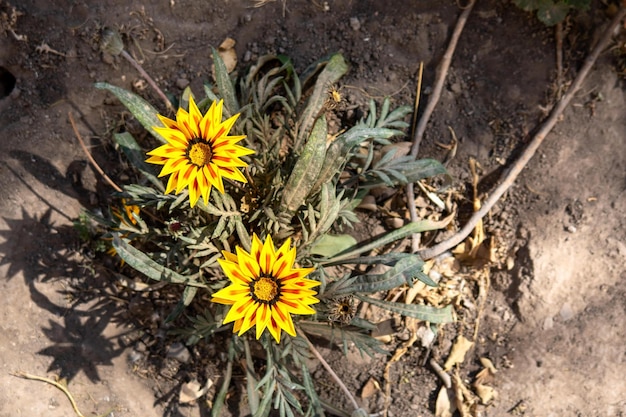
(513, 0), (544, 11)
(244, 339), (261, 414)
(113, 132), (164, 191)
(309, 234), (357, 257)
(112, 235), (203, 286)
(311, 126), (402, 193)
(537, 1), (569, 25)
(324, 215), (453, 264)
(211, 47), (239, 116)
(164, 285), (198, 323)
(279, 115), (328, 223)
(95, 82), (166, 144)
(362, 157), (451, 189)
(358, 295), (454, 323)
(301, 364), (325, 417)
(295, 53), (348, 150)
(332, 255), (425, 295)
(212, 339), (235, 417)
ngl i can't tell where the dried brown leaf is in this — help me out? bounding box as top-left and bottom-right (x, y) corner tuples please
(443, 335), (474, 371)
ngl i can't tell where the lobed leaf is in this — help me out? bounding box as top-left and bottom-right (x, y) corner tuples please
(358, 295), (454, 323)
(332, 255), (426, 295)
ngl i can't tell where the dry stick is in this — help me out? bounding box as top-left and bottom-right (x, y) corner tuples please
(418, 7), (626, 261)
(69, 112), (123, 193)
(299, 330), (361, 413)
(11, 371), (113, 417)
(407, 0), (477, 253)
(120, 49), (175, 114)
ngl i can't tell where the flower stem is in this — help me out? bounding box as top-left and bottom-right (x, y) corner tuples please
(298, 329), (361, 412)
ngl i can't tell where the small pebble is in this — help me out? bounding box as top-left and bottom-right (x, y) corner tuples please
(167, 342), (191, 363)
(176, 78), (190, 89)
(349, 17), (361, 31)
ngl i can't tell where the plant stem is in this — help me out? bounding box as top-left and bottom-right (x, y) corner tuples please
(69, 112), (123, 193)
(298, 329), (361, 412)
(418, 6), (626, 260)
(120, 49), (175, 114)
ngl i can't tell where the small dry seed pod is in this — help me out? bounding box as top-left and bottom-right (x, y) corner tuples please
(100, 27), (124, 56)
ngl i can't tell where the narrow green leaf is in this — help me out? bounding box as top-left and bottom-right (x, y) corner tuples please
(95, 82), (166, 144)
(324, 215), (453, 264)
(165, 285), (198, 323)
(211, 47), (239, 115)
(358, 295), (454, 323)
(212, 338), (235, 417)
(244, 339), (260, 414)
(301, 364), (325, 417)
(113, 132), (164, 191)
(295, 53), (348, 150)
(311, 126), (402, 193)
(279, 115), (328, 222)
(112, 235), (203, 286)
(309, 234), (357, 257)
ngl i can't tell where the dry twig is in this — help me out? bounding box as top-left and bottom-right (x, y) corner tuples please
(407, 0), (477, 253)
(11, 371), (114, 417)
(418, 6), (626, 260)
(298, 330), (362, 414)
(69, 112), (123, 193)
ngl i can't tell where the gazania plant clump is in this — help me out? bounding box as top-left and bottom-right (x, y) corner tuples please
(85, 46), (456, 415)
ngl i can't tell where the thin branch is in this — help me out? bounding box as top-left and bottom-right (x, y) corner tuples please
(298, 329), (361, 412)
(410, 0), (476, 159)
(408, 0), (477, 253)
(69, 112), (123, 193)
(120, 49), (175, 114)
(418, 7), (626, 260)
(11, 371), (114, 417)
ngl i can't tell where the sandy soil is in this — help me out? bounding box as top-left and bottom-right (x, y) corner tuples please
(1, 1), (625, 416)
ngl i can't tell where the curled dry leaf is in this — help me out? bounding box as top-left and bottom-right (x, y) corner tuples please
(473, 357), (498, 405)
(474, 382), (498, 405)
(452, 371), (476, 417)
(217, 37), (237, 73)
(179, 378), (213, 403)
(435, 386), (455, 417)
(443, 335), (474, 371)
(360, 376), (381, 399)
(479, 357), (497, 375)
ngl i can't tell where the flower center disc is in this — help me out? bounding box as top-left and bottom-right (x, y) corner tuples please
(188, 141), (213, 167)
(252, 277), (279, 304)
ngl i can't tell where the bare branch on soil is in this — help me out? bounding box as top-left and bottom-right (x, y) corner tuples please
(407, 0), (477, 253)
(418, 6), (626, 260)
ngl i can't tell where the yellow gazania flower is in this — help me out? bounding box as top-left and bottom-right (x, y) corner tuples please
(212, 234), (320, 343)
(146, 96), (254, 207)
